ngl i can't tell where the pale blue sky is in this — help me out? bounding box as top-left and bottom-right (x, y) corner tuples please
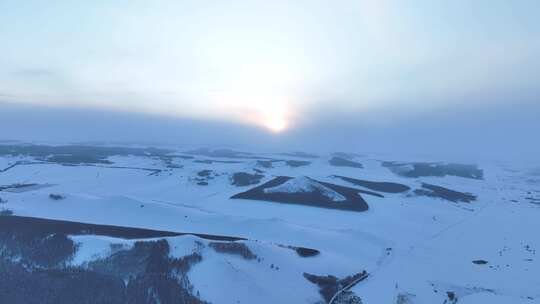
(1, 0), (539, 137)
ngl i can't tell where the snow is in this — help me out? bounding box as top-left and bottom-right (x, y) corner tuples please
(460, 293), (534, 304)
(1, 146), (540, 303)
(263, 176), (346, 202)
(70, 235), (133, 266)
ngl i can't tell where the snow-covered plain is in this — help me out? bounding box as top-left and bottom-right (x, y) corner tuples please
(0, 145), (539, 303)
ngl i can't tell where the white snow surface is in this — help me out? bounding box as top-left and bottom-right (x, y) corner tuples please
(263, 176), (346, 202)
(1, 146), (539, 303)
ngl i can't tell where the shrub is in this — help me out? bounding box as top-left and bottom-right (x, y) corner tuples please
(209, 242), (257, 260)
(0, 209), (13, 216)
(49, 194), (65, 200)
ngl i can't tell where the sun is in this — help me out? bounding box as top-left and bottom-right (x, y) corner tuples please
(260, 104), (289, 133)
(265, 115), (288, 133)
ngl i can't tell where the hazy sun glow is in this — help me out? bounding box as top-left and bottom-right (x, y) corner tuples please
(264, 112), (288, 133)
(205, 60), (299, 133)
(249, 101), (291, 133)
(245, 101), (291, 133)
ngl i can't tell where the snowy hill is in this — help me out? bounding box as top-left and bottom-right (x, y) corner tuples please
(231, 176), (370, 211)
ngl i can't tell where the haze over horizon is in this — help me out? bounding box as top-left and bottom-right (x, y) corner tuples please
(1, 0), (539, 158)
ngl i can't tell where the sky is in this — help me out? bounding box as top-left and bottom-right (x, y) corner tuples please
(1, 0), (539, 159)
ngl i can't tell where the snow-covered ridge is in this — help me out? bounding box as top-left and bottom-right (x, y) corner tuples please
(263, 176), (346, 202)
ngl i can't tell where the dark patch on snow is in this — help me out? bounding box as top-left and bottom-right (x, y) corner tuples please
(292, 246), (320, 257)
(472, 260), (488, 265)
(231, 172), (264, 186)
(445, 291), (457, 304)
(0, 183), (38, 191)
(255, 159), (306, 168)
(159, 155), (184, 169)
(279, 152), (319, 159)
(208, 242), (257, 260)
(197, 169), (213, 177)
(193, 169), (223, 185)
(331, 152), (361, 160)
(46, 154), (113, 165)
(526, 196), (540, 205)
(0, 215), (246, 241)
(285, 160), (311, 168)
(329, 157), (363, 169)
(193, 159), (243, 164)
(256, 160), (275, 168)
(396, 293), (416, 304)
(413, 183), (477, 203)
(193, 159), (214, 164)
(333, 176), (410, 193)
(0, 144), (171, 165)
(165, 154), (194, 160)
(0, 209), (13, 216)
(49, 193), (65, 200)
(184, 147), (253, 159)
(277, 244), (320, 257)
(334, 291), (363, 304)
(382, 162), (483, 179)
(304, 271), (368, 303)
(231, 176), (370, 212)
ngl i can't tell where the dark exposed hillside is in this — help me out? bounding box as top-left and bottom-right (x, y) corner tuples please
(231, 176), (369, 211)
(333, 176), (410, 193)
